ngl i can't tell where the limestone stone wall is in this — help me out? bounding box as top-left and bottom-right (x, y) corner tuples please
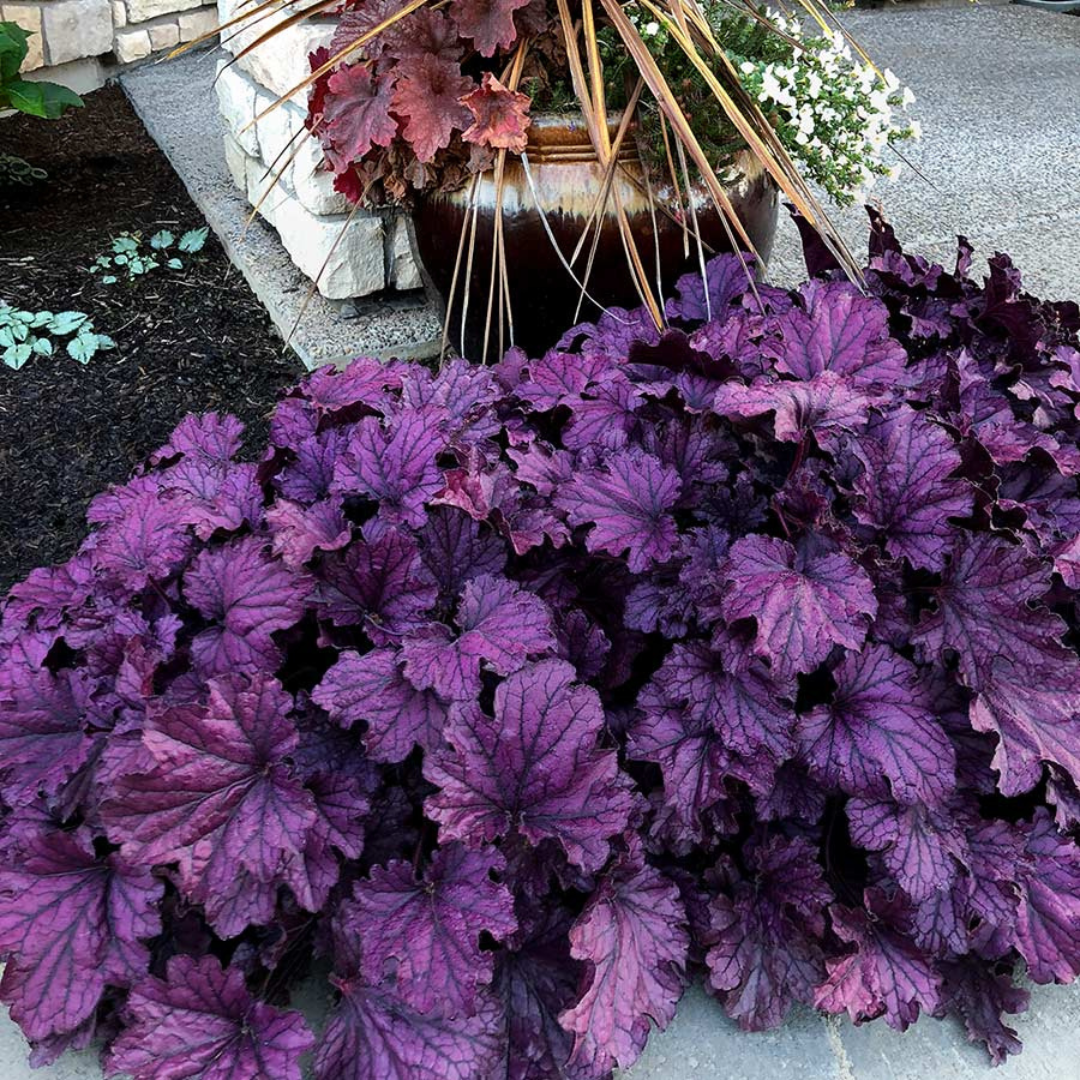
(0, 0), (218, 85)
(215, 0), (419, 300)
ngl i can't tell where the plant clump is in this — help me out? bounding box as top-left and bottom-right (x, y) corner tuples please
(88, 227), (210, 284)
(302, 0), (915, 208)
(600, 2), (918, 203)
(0, 305), (115, 369)
(1, 217), (1079, 1078)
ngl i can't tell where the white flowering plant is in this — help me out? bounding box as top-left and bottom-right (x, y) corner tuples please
(600, 1), (919, 205)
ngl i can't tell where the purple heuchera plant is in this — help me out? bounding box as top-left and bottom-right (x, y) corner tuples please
(2, 212), (1080, 1077)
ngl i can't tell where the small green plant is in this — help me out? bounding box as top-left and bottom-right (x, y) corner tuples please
(0, 152), (47, 187)
(0, 304), (115, 370)
(0, 22), (82, 119)
(89, 227), (210, 284)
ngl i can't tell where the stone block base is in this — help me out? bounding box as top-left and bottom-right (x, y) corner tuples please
(0, 0), (219, 90)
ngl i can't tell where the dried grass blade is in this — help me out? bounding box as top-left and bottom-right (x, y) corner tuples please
(599, 0), (757, 257)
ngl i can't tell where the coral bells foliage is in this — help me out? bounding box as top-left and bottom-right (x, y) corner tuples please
(4, 218), (1080, 1078)
(307, 0), (538, 204)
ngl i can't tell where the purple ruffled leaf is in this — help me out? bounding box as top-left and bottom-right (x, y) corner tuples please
(402, 574), (556, 700)
(0, 824), (162, 1041)
(628, 682), (740, 851)
(332, 405), (447, 527)
(913, 532), (1067, 689)
(1011, 810), (1080, 983)
(150, 412), (245, 466)
(425, 659), (639, 871)
(765, 279), (909, 388)
(0, 663), (92, 803)
(706, 836), (831, 1029)
(101, 674), (316, 935)
(559, 858), (688, 1074)
(847, 797), (968, 901)
(494, 904), (589, 1080)
(851, 407), (973, 570)
(106, 954), (313, 1080)
(816, 887), (942, 1031)
(314, 530), (438, 645)
(652, 635), (797, 761)
(556, 449), (681, 574)
(92, 489), (194, 591)
(721, 534), (877, 677)
(713, 371), (879, 453)
(799, 644), (956, 805)
(313, 648), (447, 763)
(343, 843), (516, 1014)
(941, 960), (1029, 1066)
(314, 980), (503, 1080)
(184, 536), (310, 677)
(266, 497), (351, 568)
(417, 505), (506, 596)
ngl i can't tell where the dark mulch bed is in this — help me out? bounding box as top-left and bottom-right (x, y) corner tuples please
(0, 83), (303, 594)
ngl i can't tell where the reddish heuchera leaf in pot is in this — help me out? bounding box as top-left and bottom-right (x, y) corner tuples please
(460, 72), (532, 152)
(451, 0), (531, 57)
(393, 55), (475, 163)
(322, 63), (399, 173)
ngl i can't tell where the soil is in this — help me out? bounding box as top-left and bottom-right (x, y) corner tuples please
(0, 84), (303, 594)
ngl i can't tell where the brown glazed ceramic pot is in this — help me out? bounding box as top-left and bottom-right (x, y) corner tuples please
(410, 112), (779, 360)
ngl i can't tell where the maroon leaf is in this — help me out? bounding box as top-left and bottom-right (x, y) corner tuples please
(451, 0), (531, 56)
(322, 63), (399, 173)
(393, 55), (474, 163)
(461, 72), (532, 150)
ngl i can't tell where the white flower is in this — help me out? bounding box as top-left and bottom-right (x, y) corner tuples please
(740, 61), (756, 75)
(887, 163), (903, 182)
(902, 87), (916, 107)
(807, 72), (822, 99)
(644, 20), (660, 36)
(908, 119), (922, 139)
